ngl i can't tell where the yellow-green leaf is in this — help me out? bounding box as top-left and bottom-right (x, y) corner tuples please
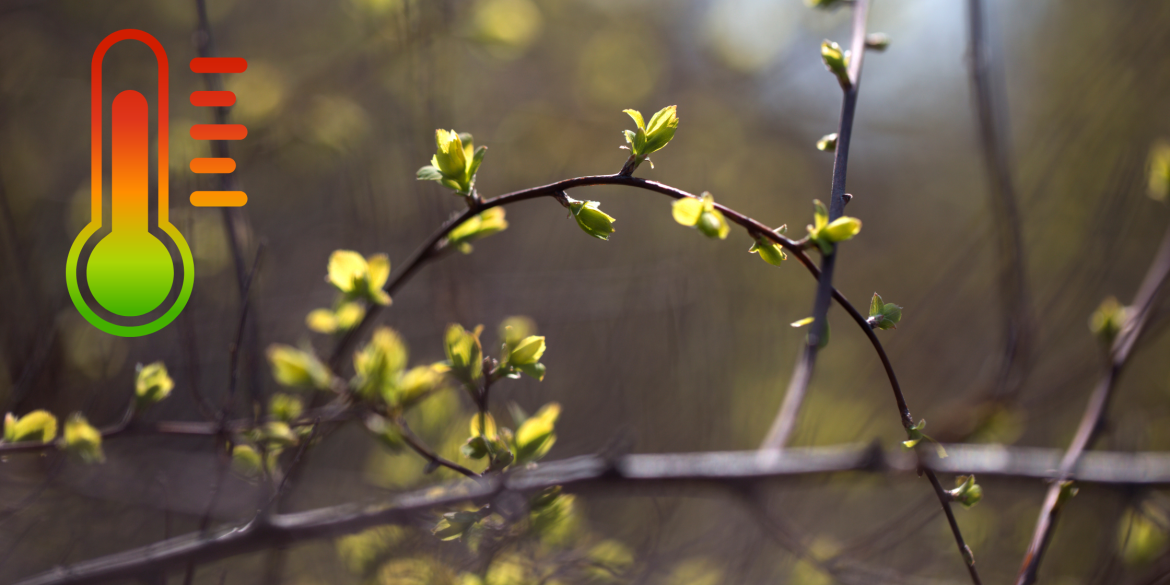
(267, 344), (333, 390)
(63, 414), (104, 463)
(327, 250), (368, 294)
(4, 410), (58, 443)
(671, 197), (704, 226)
(134, 362), (174, 410)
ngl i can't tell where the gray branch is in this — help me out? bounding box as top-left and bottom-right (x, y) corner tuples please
(18, 443), (1170, 585)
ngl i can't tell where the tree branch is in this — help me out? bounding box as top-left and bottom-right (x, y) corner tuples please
(1016, 222), (1170, 584)
(19, 443), (1170, 585)
(967, 0), (1033, 402)
(761, 0), (872, 451)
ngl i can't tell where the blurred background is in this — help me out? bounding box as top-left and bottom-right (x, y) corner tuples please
(2, 0), (1170, 582)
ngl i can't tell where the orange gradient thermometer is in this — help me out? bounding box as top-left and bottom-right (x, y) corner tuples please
(66, 30), (194, 337)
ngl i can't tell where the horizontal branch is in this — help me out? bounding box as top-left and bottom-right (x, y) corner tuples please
(0, 403), (353, 455)
(18, 443), (1170, 585)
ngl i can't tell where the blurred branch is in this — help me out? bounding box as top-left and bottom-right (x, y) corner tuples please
(20, 442), (1170, 585)
(761, 0), (871, 451)
(1016, 221), (1170, 585)
(193, 0), (265, 421)
(967, 0), (1033, 402)
(0, 406), (349, 455)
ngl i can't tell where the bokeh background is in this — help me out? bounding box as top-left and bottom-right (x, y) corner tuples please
(3, 0), (1170, 583)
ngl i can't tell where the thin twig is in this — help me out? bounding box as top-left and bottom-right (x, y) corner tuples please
(224, 246), (265, 420)
(397, 418), (479, 478)
(1016, 222), (1170, 585)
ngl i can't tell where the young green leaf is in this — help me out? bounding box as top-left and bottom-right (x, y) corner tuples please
(619, 105), (679, 174)
(672, 193), (728, 240)
(565, 197), (616, 240)
(352, 327), (408, 401)
(514, 402), (560, 464)
(3, 410), (58, 444)
(134, 362), (174, 411)
(816, 133), (838, 152)
(821, 40), (850, 88)
(419, 129), (485, 196)
(508, 336), (546, 366)
(1089, 296), (1128, 345)
(948, 475), (984, 509)
(749, 237), (787, 267)
(326, 250), (391, 305)
(445, 324), (484, 386)
(806, 199), (861, 254)
(63, 414), (104, 463)
(267, 345), (333, 391)
(269, 394), (304, 422)
(446, 208), (508, 254)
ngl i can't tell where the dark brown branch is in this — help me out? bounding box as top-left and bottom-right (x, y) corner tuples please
(1016, 222), (1170, 585)
(20, 443), (1170, 585)
(397, 418), (479, 478)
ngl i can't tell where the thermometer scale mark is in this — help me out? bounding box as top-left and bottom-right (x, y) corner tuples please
(190, 91), (236, 107)
(188, 57), (248, 208)
(189, 158), (236, 173)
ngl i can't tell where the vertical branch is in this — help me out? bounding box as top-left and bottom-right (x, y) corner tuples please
(761, 0), (870, 450)
(1016, 223), (1170, 584)
(967, 0), (1033, 400)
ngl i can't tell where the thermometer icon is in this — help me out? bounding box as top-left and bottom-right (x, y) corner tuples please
(66, 30), (194, 337)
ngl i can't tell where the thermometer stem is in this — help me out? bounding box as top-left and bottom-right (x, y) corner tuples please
(111, 90), (149, 233)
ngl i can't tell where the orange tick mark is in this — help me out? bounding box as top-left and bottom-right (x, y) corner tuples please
(190, 191), (248, 207)
(189, 57), (247, 74)
(190, 124), (247, 140)
(190, 91), (236, 107)
(189, 158), (236, 174)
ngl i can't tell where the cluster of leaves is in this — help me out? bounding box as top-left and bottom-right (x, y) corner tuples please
(867, 293), (903, 330)
(947, 475), (983, 509)
(418, 129), (488, 196)
(230, 395), (312, 481)
(805, 199), (861, 255)
(902, 419), (946, 458)
(672, 192), (730, 240)
(620, 105), (679, 174)
(268, 251), (603, 579)
(1, 362), (177, 463)
(306, 250), (391, 335)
